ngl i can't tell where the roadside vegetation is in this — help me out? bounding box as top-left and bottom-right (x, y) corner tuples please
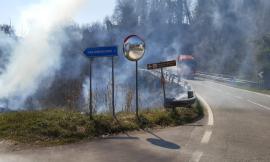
(0, 101), (203, 146)
(231, 84), (270, 95)
(245, 88), (270, 95)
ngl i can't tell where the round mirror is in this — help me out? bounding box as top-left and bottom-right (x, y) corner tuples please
(123, 35), (145, 61)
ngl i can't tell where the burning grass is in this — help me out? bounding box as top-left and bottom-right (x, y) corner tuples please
(0, 101), (203, 146)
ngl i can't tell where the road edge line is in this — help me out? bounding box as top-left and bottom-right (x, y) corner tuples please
(196, 93), (214, 126)
(247, 100), (270, 111)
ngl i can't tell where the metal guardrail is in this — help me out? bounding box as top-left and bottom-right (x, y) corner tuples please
(140, 69), (197, 108)
(196, 71), (264, 88)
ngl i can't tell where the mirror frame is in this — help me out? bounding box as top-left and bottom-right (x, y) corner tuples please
(123, 35), (145, 61)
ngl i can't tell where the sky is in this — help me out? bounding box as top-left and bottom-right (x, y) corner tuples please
(0, 0), (117, 34)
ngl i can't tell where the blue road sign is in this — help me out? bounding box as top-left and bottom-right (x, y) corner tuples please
(84, 46), (118, 58)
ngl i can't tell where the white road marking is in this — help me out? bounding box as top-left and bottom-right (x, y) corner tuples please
(207, 80), (270, 98)
(201, 131), (212, 144)
(247, 100), (270, 111)
(196, 94), (214, 126)
(190, 151), (203, 162)
(234, 96), (243, 99)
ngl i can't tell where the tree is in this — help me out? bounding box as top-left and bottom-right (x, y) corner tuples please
(256, 34), (270, 88)
(0, 24), (15, 35)
(113, 0), (138, 30)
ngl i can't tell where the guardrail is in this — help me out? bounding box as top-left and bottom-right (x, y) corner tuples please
(139, 69), (197, 108)
(196, 71), (264, 89)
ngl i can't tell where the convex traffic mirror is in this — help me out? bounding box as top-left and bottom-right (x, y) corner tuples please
(123, 35), (145, 61)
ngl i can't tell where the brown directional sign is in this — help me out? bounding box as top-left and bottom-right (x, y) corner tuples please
(147, 60), (176, 70)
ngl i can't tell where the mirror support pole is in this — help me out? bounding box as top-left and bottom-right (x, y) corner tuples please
(136, 60), (139, 119)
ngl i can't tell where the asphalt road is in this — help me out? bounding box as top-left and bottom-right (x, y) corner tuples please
(188, 79), (270, 162)
(0, 78), (270, 162)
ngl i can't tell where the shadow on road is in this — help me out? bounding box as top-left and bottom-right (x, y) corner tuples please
(144, 129), (180, 150)
(146, 138), (180, 150)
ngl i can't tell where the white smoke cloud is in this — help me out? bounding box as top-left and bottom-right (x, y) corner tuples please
(0, 0), (86, 108)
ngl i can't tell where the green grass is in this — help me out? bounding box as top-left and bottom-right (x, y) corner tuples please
(239, 87), (270, 95)
(0, 102), (203, 146)
(228, 83), (270, 95)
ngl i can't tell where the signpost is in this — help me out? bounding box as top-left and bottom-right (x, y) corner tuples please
(147, 60), (176, 70)
(84, 46), (118, 119)
(84, 46), (118, 57)
(147, 60), (176, 103)
(258, 71), (264, 79)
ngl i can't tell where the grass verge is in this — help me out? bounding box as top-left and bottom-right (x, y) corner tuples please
(235, 86), (270, 95)
(0, 101), (203, 146)
(206, 80), (270, 95)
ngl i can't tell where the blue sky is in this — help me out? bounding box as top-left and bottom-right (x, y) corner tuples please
(0, 0), (116, 32)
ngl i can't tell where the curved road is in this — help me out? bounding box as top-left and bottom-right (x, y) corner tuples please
(0, 79), (270, 162)
(189, 79), (270, 162)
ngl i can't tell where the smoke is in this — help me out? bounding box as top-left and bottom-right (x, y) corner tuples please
(6, 0), (267, 111)
(191, 0), (270, 80)
(0, 31), (16, 74)
(82, 77), (90, 111)
(0, 0), (86, 109)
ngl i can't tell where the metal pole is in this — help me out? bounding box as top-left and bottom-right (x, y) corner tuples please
(112, 56), (115, 117)
(136, 60), (139, 118)
(161, 67), (166, 102)
(89, 58), (93, 120)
